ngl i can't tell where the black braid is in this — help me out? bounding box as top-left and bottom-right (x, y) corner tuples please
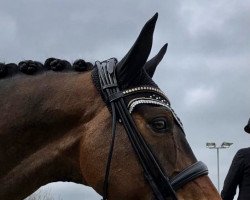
(44, 58), (71, 71)
(0, 63), (19, 78)
(73, 59), (93, 71)
(0, 58), (93, 79)
(18, 60), (43, 75)
(0, 63), (7, 78)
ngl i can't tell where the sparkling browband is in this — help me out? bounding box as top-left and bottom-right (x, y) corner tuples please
(123, 86), (169, 102)
(123, 86), (166, 95)
(128, 98), (170, 113)
(123, 86), (184, 132)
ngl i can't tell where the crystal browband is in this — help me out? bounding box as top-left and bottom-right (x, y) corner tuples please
(128, 98), (170, 113)
(123, 86), (169, 101)
(123, 86), (184, 133)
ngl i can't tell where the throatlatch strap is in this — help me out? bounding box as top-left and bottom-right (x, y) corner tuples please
(102, 103), (117, 200)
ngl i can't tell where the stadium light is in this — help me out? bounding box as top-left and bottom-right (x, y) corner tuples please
(206, 142), (233, 192)
(221, 142), (233, 148)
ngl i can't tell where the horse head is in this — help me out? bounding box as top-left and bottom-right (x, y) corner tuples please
(0, 13), (221, 200)
(80, 13), (221, 200)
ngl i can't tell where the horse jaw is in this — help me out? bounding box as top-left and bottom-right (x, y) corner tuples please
(176, 176), (222, 200)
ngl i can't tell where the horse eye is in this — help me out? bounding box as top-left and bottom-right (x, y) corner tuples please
(150, 118), (169, 133)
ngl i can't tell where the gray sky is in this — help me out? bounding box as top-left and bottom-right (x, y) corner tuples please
(1, 1), (250, 200)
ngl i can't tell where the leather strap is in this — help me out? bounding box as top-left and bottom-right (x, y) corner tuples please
(170, 161), (208, 190)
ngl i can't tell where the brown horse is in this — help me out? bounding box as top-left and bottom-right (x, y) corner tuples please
(0, 14), (221, 200)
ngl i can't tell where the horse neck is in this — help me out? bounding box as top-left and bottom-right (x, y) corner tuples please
(0, 71), (102, 200)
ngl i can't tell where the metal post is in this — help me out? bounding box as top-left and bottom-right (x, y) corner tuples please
(217, 148), (220, 192)
(206, 142), (233, 192)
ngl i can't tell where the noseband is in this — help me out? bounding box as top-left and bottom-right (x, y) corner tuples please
(92, 58), (208, 200)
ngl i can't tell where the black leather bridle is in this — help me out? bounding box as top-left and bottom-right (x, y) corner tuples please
(93, 58), (208, 200)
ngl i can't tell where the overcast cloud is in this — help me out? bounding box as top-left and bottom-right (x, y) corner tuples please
(1, 1), (250, 200)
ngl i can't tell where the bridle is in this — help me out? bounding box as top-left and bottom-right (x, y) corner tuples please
(92, 58), (208, 200)
(94, 58), (209, 200)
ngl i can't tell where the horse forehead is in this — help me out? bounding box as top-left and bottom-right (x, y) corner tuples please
(133, 105), (172, 118)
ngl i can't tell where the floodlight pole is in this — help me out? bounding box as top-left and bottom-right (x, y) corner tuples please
(206, 142), (233, 192)
(216, 148), (220, 192)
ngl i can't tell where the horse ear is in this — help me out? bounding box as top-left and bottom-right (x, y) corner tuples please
(144, 43), (168, 78)
(116, 13), (158, 88)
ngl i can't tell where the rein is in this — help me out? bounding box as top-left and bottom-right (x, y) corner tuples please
(93, 58), (208, 200)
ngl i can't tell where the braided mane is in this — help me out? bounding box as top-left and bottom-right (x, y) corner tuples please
(0, 58), (93, 79)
